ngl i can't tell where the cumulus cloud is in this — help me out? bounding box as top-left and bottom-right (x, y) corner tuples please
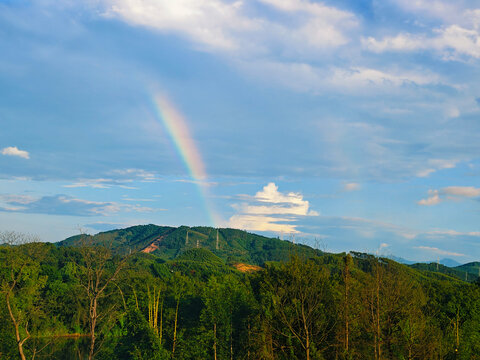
(228, 182), (317, 233)
(1, 146), (30, 159)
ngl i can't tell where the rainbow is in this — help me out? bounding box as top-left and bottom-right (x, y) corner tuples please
(151, 94), (219, 227)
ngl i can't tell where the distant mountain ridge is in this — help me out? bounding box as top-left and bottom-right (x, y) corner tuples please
(389, 256), (463, 267)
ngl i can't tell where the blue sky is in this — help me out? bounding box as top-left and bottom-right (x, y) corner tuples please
(2, 0), (480, 262)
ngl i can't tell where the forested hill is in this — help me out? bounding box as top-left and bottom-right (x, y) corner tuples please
(3, 228), (480, 359)
(57, 224), (321, 265)
(58, 224), (479, 283)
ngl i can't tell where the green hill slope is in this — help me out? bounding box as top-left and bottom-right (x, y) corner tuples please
(57, 224), (321, 266)
(455, 261), (480, 276)
(409, 262), (478, 282)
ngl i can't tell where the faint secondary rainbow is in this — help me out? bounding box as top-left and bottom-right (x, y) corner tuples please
(151, 94), (219, 227)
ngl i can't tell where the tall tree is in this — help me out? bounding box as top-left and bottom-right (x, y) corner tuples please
(0, 232), (48, 360)
(261, 255), (335, 360)
(169, 272), (187, 359)
(75, 234), (130, 360)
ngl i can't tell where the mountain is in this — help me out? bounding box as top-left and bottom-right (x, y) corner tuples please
(408, 262), (479, 282)
(57, 224), (480, 283)
(388, 256), (463, 267)
(455, 261), (480, 276)
(57, 224), (321, 266)
(388, 255), (416, 265)
(440, 258), (462, 267)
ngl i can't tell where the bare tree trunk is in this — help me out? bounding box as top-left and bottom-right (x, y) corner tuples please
(159, 300), (164, 346)
(213, 322), (217, 360)
(455, 309), (460, 355)
(301, 303), (310, 360)
(6, 283), (28, 360)
(89, 297), (98, 360)
(370, 289), (377, 360)
(172, 297), (180, 358)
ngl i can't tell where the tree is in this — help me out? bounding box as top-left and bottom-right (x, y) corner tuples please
(167, 271), (191, 359)
(201, 275), (254, 360)
(0, 231), (48, 360)
(260, 256), (335, 360)
(115, 307), (167, 360)
(75, 234), (131, 360)
(359, 257), (436, 359)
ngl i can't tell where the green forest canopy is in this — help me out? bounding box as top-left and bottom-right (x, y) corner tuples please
(1, 225), (479, 359)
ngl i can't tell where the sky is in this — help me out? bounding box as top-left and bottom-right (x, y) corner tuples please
(2, 0), (480, 263)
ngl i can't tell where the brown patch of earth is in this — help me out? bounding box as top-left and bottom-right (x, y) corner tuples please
(141, 236), (165, 253)
(233, 263), (262, 273)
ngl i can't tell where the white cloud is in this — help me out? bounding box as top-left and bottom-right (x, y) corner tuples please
(363, 33), (426, 53)
(343, 182), (360, 192)
(425, 229), (480, 237)
(102, 0), (256, 50)
(228, 214), (297, 233)
(364, 24), (480, 60)
(418, 189), (441, 206)
(1, 146), (30, 159)
(63, 178), (113, 189)
(101, 0), (356, 54)
(330, 66), (440, 88)
(443, 186), (480, 197)
(0, 193), (157, 216)
(416, 159), (457, 178)
(418, 186), (480, 206)
(414, 245), (465, 257)
(258, 0), (357, 48)
(228, 182), (318, 233)
(239, 60), (442, 94)
(376, 242), (389, 254)
(110, 168), (157, 181)
(389, 0), (468, 23)
(99, 0), (457, 96)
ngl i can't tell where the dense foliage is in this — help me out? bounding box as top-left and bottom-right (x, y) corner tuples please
(1, 227), (480, 359)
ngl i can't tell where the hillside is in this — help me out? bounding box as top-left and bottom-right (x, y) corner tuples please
(3, 228), (480, 359)
(409, 262), (479, 282)
(456, 261), (480, 276)
(58, 224), (321, 266)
